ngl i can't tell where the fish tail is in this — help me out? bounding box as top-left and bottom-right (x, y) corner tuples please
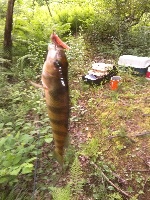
(54, 136), (69, 165)
(53, 148), (64, 165)
(64, 134), (69, 147)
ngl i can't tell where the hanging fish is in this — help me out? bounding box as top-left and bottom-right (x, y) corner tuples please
(41, 36), (70, 165)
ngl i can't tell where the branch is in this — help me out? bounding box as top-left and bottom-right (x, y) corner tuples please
(112, 172), (127, 185)
(134, 131), (150, 137)
(101, 171), (132, 198)
(91, 162), (132, 198)
(45, 0), (52, 17)
(127, 169), (150, 172)
(107, 135), (135, 143)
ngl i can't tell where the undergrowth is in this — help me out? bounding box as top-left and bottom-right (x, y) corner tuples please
(0, 34), (150, 200)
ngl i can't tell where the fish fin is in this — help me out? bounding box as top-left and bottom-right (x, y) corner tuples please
(53, 150), (64, 166)
(29, 80), (48, 90)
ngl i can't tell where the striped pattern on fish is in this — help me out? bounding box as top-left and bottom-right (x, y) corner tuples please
(41, 44), (69, 164)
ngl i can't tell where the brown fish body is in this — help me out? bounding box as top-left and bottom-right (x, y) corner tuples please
(42, 44), (69, 164)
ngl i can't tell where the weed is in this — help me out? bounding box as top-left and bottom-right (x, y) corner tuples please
(107, 192), (123, 200)
(81, 138), (100, 160)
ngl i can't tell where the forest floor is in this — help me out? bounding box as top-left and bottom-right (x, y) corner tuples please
(34, 68), (150, 200)
(0, 58), (150, 200)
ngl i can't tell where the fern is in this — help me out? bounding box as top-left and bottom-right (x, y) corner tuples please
(50, 185), (71, 200)
(50, 157), (84, 200)
(69, 157), (84, 197)
(16, 54), (33, 71)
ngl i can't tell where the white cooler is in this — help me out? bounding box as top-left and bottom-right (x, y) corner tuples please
(118, 55), (150, 75)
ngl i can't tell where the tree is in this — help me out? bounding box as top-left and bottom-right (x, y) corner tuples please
(105, 0), (150, 34)
(3, 0), (15, 65)
(102, 0), (150, 51)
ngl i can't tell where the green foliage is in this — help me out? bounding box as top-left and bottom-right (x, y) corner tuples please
(82, 138), (99, 160)
(126, 13), (150, 56)
(13, 39), (47, 80)
(0, 75), (48, 186)
(50, 157), (84, 200)
(0, 122), (36, 185)
(13, 1), (53, 41)
(108, 192), (123, 200)
(52, 3), (95, 34)
(67, 34), (88, 79)
(85, 0), (150, 57)
(0, 188), (30, 200)
(50, 185), (71, 200)
(2, 0), (148, 61)
(92, 184), (108, 200)
(1, 0), (150, 198)
(0, 0), (7, 19)
(64, 145), (76, 167)
(69, 157), (84, 197)
(70, 89), (81, 107)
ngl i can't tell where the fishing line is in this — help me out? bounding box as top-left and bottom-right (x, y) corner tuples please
(32, 0), (35, 17)
(32, 115), (41, 199)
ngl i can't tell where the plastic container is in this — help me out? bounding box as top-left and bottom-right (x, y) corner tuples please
(118, 55), (150, 75)
(110, 76), (121, 90)
(146, 67), (150, 80)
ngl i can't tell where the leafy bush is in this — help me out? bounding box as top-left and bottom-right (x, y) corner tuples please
(0, 86), (37, 186)
(66, 33), (88, 79)
(53, 3), (95, 34)
(0, 126), (36, 185)
(0, 76), (48, 187)
(12, 39), (47, 80)
(82, 138), (99, 160)
(9, 0), (150, 61)
(126, 13), (150, 56)
(86, 13), (118, 44)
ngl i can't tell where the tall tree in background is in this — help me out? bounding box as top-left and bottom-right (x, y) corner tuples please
(3, 0), (15, 65)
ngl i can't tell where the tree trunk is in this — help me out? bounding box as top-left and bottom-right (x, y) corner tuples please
(3, 0), (15, 66)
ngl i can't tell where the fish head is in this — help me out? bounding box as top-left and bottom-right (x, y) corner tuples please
(45, 45), (68, 76)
